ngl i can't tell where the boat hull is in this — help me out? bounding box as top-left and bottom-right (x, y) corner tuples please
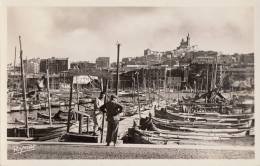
(7, 123), (77, 141)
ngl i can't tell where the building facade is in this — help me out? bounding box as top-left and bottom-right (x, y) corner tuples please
(96, 57), (110, 69)
(40, 57), (69, 74)
(23, 58), (40, 74)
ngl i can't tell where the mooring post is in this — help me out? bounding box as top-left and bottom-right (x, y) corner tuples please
(79, 114), (83, 134)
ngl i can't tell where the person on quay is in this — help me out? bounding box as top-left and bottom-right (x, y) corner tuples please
(100, 94), (123, 146)
(93, 91), (106, 135)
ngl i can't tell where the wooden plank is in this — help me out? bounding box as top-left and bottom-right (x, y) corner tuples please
(73, 110), (90, 117)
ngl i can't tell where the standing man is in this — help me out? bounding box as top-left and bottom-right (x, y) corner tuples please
(100, 94), (123, 146)
(93, 92), (106, 135)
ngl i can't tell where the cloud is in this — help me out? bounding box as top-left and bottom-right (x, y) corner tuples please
(7, 7), (254, 64)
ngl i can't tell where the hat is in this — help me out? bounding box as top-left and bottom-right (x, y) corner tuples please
(110, 94), (118, 100)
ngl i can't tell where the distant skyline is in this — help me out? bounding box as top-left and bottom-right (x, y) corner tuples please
(7, 7), (254, 64)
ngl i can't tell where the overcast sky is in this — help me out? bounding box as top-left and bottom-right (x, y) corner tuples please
(7, 7), (254, 64)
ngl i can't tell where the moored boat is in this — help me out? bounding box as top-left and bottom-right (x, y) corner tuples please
(9, 103), (29, 112)
(29, 103), (41, 110)
(155, 107), (254, 124)
(7, 122), (78, 141)
(152, 117), (252, 130)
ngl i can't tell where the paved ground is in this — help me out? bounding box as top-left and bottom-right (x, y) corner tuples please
(7, 142), (254, 159)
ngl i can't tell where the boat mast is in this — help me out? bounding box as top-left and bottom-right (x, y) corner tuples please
(143, 69), (146, 92)
(214, 54), (218, 89)
(66, 75), (74, 132)
(46, 60), (52, 126)
(211, 55), (215, 91)
(115, 42), (120, 96)
(13, 46), (16, 76)
(157, 71), (160, 107)
(206, 63), (209, 92)
(145, 54), (151, 104)
(205, 57), (209, 103)
(19, 36), (29, 138)
(169, 53), (172, 99)
(136, 72), (141, 119)
(76, 75), (82, 134)
(164, 67), (167, 97)
(132, 73), (136, 103)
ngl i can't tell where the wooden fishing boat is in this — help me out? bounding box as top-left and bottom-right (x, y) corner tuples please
(194, 112), (221, 117)
(147, 127), (248, 138)
(29, 104), (41, 110)
(126, 127), (234, 144)
(40, 102), (49, 109)
(7, 122), (78, 141)
(166, 105), (180, 112)
(123, 106), (138, 116)
(124, 127), (180, 144)
(155, 108), (254, 124)
(10, 104), (23, 111)
(64, 101), (76, 107)
(218, 113), (254, 119)
(152, 117), (252, 130)
(126, 124), (253, 145)
(136, 129), (231, 141)
(37, 112), (54, 119)
(51, 101), (61, 107)
(40, 101), (75, 109)
(79, 98), (93, 104)
(9, 103), (29, 112)
(179, 126), (250, 134)
(37, 110), (74, 121)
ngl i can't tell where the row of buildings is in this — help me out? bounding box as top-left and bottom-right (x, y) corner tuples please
(7, 34), (254, 91)
(12, 56), (110, 75)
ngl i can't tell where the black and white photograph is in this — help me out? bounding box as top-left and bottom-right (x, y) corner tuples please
(0, 0), (259, 164)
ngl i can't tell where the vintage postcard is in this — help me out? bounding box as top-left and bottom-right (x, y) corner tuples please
(0, 0), (259, 166)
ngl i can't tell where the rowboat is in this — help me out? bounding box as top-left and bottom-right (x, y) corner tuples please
(127, 128), (234, 144)
(37, 112), (54, 119)
(218, 113), (254, 119)
(155, 108), (254, 124)
(10, 104), (23, 111)
(37, 110), (75, 121)
(124, 127), (180, 144)
(127, 123), (253, 145)
(166, 105), (180, 112)
(79, 98), (93, 104)
(12, 118), (39, 125)
(123, 106), (138, 116)
(51, 101), (61, 107)
(152, 117), (252, 130)
(29, 104), (41, 110)
(146, 127), (248, 138)
(136, 129), (231, 141)
(179, 126), (250, 134)
(9, 103), (29, 112)
(40, 101), (75, 109)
